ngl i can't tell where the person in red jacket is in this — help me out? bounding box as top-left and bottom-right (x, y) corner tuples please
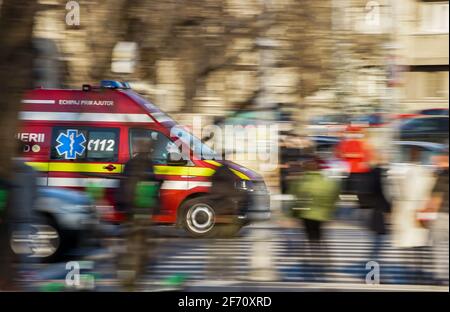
(335, 125), (374, 208)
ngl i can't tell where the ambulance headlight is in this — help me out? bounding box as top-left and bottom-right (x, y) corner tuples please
(235, 180), (254, 192)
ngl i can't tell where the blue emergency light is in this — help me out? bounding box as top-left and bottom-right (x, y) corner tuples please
(121, 81), (131, 89)
(100, 80), (131, 89)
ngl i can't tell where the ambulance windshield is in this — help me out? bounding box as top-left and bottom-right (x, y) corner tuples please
(170, 126), (218, 160)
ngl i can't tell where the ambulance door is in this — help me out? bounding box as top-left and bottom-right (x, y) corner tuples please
(169, 126), (214, 191)
(48, 126), (122, 190)
(129, 128), (188, 221)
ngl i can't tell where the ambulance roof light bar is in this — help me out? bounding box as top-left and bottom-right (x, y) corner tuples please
(81, 80), (131, 91)
(100, 80), (131, 89)
(121, 81), (131, 89)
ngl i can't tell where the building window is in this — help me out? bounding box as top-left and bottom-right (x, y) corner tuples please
(406, 66), (449, 100)
(421, 71), (448, 98)
(419, 2), (449, 33)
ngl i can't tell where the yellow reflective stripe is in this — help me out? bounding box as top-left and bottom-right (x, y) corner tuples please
(189, 167), (216, 177)
(26, 162), (49, 172)
(154, 166), (216, 177)
(203, 161), (251, 180)
(154, 166), (190, 176)
(26, 162), (123, 173)
(27, 162), (218, 177)
(49, 163), (123, 173)
(229, 168), (250, 180)
(204, 160), (223, 167)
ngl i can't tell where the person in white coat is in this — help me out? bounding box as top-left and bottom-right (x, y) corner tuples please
(389, 147), (435, 283)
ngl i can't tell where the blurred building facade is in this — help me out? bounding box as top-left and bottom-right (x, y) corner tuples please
(304, 0), (449, 119)
(31, 0), (333, 117)
(397, 0), (448, 111)
(30, 0), (448, 118)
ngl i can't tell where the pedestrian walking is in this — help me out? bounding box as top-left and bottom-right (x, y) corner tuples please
(287, 157), (340, 281)
(279, 133), (303, 194)
(0, 176), (12, 290)
(390, 147), (435, 284)
(335, 126), (373, 209)
(205, 165), (243, 280)
(116, 135), (160, 290)
(0, 140), (38, 290)
(426, 151), (449, 286)
(365, 154), (391, 266)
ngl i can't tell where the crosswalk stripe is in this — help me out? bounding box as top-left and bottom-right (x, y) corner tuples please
(144, 228), (446, 286)
(23, 228), (447, 289)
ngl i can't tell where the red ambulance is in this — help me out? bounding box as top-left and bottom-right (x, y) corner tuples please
(18, 80), (270, 237)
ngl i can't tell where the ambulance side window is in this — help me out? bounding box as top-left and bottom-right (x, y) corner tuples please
(50, 127), (119, 162)
(130, 129), (181, 165)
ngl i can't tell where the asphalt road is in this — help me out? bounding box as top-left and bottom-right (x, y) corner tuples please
(17, 222), (449, 292)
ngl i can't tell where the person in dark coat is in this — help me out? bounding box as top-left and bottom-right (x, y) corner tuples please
(205, 165), (244, 278)
(0, 176), (12, 290)
(279, 133), (303, 194)
(0, 140), (38, 290)
(117, 136), (160, 290)
(366, 155), (391, 263)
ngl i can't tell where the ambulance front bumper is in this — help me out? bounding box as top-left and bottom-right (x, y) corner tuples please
(215, 188), (271, 224)
(243, 190), (271, 222)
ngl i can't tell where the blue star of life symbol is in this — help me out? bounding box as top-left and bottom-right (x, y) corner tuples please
(55, 129), (86, 160)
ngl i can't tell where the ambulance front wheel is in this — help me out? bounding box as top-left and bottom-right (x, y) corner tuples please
(181, 197), (243, 238)
(181, 198), (218, 238)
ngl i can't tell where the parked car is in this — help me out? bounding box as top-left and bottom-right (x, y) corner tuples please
(349, 113), (386, 127)
(392, 141), (448, 167)
(307, 114), (349, 136)
(10, 187), (97, 262)
(391, 113), (420, 123)
(385, 141), (447, 202)
(398, 116), (449, 144)
(417, 108), (449, 116)
(310, 136), (340, 158)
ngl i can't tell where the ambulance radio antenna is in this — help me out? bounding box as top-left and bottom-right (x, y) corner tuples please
(82, 84), (92, 91)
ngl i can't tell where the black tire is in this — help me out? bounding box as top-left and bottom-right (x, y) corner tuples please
(181, 197), (219, 238)
(180, 197), (244, 238)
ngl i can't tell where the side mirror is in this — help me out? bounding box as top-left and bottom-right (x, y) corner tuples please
(167, 152), (188, 166)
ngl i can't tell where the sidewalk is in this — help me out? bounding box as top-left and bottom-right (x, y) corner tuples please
(186, 280), (449, 292)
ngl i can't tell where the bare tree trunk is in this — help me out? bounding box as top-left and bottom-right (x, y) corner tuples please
(0, 0), (38, 290)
